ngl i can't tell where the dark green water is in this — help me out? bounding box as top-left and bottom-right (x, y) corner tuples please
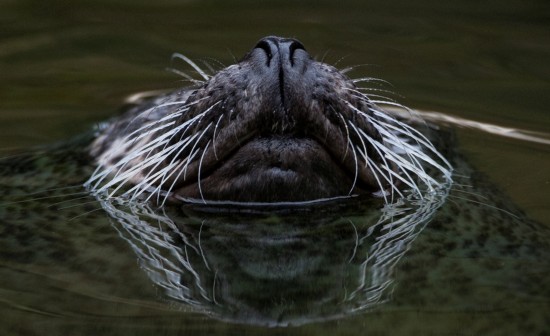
(1, 0), (549, 335)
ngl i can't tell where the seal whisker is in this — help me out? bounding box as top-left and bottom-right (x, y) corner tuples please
(155, 121), (215, 203)
(110, 150), (180, 199)
(145, 125), (208, 205)
(171, 53), (210, 81)
(133, 137), (201, 201)
(90, 108), (213, 193)
(354, 86), (400, 97)
(352, 77), (393, 87)
(121, 95), (212, 145)
(348, 123), (389, 198)
(66, 206), (106, 222)
(91, 132), (184, 192)
(154, 105), (212, 158)
(130, 104), (203, 151)
(180, 148), (201, 183)
(351, 91), (398, 103)
(126, 103), (194, 136)
(355, 104), (452, 180)
(3, 190), (88, 206)
(139, 163), (185, 203)
(345, 101), (448, 197)
(447, 194), (520, 219)
(350, 123), (401, 201)
(202, 57), (227, 70)
(212, 114), (224, 160)
(337, 111), (351, 159)
(371, 110), (452, 171)
(97, 136), (194, 197)
(128, 120), (178, 145)
(127, 129), (205, 199)
(138, 161), (184, 202)
(166, 68), (206, 85)
(376, 137), (439, 196)
(377, 152), (425, 196)
(353, 121), (395, 175)
(344, 87), (397, 104)
(197, 140), (211, 204)
(121, 100), (193, 137)
(54, 198), (105, 210)
(347, 122), (369, 168)
(368, 98), (405, 107)
(361, 117), (429, 181)
(199, 59), (217, 76)
(358, 133), (405, 199)
(157, 131), (203, 184)
(182, 123), (213, 180)
(354, 144), (392, 203)
(449, 187), (491, 200)
(160, 152), (201, 206)
(380, 138), (435, 185)
(20, 184), (87, 197)
(348, 137), (359, 195)
(109, 120), (181, 166)
(368, 101), (417, 120)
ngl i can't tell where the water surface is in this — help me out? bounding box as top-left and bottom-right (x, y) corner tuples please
(1, 0), (549, 335)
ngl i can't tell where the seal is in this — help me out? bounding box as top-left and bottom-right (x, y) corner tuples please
(1, 37), (549, 333)
(86, 36), (452, 204)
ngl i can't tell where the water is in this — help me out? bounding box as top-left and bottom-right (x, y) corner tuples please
(1, 0), (549, 335)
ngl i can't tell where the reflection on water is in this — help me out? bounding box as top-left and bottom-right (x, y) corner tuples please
(2, 135), (548, 335)
(94, 185), (448, 326)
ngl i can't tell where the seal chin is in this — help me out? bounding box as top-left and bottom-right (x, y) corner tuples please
(175, 136), (361, 202)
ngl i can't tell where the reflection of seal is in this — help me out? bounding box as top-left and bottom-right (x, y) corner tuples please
(87, 36), (451, 204)
(96, 182), (446, 326)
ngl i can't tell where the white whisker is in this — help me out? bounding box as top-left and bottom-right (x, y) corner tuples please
(340, 95), (452, 202)
(197, 141), (211, 204)
(158, 122), (214, 205)
(172, 53), (210, 81)
(350, 123), (400, 202)
(352, 77), (393, 87)
(212, 114), (224, 160)
(337, 111), (351, 159)
(349, 137), (359, 195)
(166, 68), (205, 85)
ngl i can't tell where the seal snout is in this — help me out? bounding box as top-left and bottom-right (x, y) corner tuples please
(253, 36), (307, 69)
(250, 36), (311, 114)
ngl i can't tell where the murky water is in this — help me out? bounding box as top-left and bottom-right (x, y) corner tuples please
(1, 0), (549, 335)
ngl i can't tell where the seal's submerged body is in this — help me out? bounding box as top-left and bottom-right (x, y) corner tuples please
(87, 36), (450, 205)
(1, 36), (549, 333)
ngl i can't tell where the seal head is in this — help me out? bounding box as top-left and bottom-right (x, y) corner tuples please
(170, 37), (386, 202)
(88, 36), (451, 204)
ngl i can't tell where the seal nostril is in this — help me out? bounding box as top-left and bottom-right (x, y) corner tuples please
(253, 37), (308, 68)
(288, 41), (306, 67)
(255, 40), (274, 67)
